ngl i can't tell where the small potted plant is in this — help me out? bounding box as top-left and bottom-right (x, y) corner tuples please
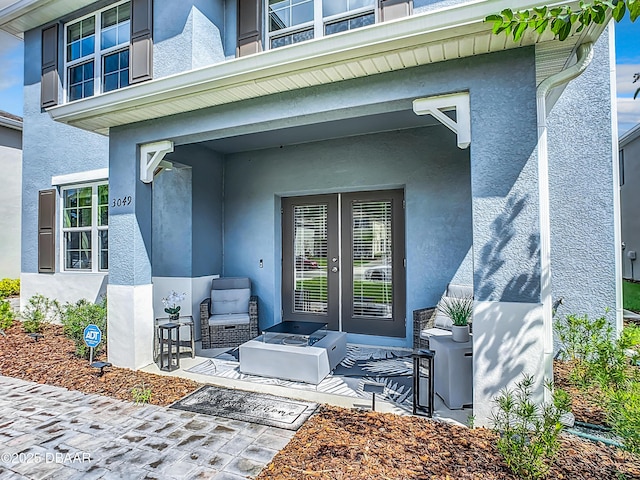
(162, 290), (186, 320)
(438, 295), (472, 342)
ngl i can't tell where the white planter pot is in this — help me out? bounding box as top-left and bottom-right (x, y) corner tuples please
(451, 325), (470, 343)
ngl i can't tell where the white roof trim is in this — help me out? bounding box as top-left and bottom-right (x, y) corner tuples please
(51, 168), (109, 186)
(0, 0), (98, 37)
(0, 115), (22, 131)
(46, 0), (595, 135)
(620, 122), (640, 148)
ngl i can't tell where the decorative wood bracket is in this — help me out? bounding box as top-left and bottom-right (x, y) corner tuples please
(140, 140), (174, 183)
(412, 92), (471, 149)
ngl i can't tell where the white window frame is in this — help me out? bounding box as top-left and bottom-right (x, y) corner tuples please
(59, 181), (108, 273)
(266, 0), (378, 50)
(63, 0), (131, 103)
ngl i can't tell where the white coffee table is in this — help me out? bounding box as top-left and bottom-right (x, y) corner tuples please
(239, 327), (347, 384)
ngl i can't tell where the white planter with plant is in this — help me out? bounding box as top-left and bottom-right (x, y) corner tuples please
(162, 290), (186, 320)
(438, 295), (472, 343)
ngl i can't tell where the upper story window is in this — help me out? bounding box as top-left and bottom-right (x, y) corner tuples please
(64, 1), (131, 102)
(268, 0), (376, 49)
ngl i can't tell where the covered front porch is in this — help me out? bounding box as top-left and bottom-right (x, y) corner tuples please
(103, 52), (547, 427)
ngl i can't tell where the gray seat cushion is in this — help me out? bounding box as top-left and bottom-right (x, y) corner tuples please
(212, 277), (251, 290)
(433, 311), (453, 330)
(211, 288), (251, 315)
(446, 283), (473, 298)
(208, 313), (251, 326)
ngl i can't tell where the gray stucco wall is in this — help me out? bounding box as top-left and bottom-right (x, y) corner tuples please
(152, 144), (224, 278)
(620, 128), (640, 281)
(187, 147), (224, 277)
(22, 27), (109, 275)
(0, 125), (22, 278)
(153, 0), (230, 78)
(468, 50), (540, 304)
(548, 28), (618, 320)
(152, 167), (193, 277)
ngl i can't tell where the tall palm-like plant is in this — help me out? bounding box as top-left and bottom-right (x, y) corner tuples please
(438, 295), (473, 326)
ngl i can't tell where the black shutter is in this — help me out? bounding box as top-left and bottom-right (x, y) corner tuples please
(130, 0), (153, 84)
(237, 0), (262, 57)
(41, 25), (59, 108)
(38, 189), (56, 273)
(379, 0), (412, 22)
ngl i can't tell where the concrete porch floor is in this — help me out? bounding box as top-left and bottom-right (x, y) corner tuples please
(140, 340), (473, 426)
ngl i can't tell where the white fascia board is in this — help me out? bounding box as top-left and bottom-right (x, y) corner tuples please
(51, 168), (108, 186)
(48, 0), (585, 131)
(0, 115), (22, 131)
(0, 0), (97, 37)
(619, 122), (640, 148)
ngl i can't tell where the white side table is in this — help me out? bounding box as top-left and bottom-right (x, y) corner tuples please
(429, 334), (473, 409)
(154, 316), (195, 361)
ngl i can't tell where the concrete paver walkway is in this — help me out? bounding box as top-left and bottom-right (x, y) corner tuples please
(0, 376), (295, 480)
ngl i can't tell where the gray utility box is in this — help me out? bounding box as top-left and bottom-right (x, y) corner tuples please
(429, 334), (473, 409)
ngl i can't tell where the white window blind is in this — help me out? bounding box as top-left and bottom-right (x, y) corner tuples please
(352, 200), (393, 318)
(293, 204), (328, 314)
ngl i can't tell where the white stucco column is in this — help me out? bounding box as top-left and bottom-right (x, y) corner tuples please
(107, 284), (154, 368)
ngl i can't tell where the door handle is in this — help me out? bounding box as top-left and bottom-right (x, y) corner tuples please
(331, 266), (339, 273)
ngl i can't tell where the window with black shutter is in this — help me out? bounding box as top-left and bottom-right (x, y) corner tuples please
(41, 25), (59, 108)
(238, 0), (263, 56)
(130, 0), (153, 83)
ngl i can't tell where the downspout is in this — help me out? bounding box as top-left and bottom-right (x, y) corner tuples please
(537, 42), (594, 397)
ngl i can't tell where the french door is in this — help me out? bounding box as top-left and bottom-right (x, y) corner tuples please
(282, 190), (405, 337)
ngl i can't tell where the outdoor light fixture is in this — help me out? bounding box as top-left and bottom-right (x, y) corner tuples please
(412, 349), (435, 417)
(158, 160), (173, 171)
(90, 361), (112, 377)
(27, 333), (44, 342)
(363, 381), (385, 411)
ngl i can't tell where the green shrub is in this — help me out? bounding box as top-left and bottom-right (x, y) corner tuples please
(492, 374), (571, 480)
(605, 380), (640, 454)
(0, 299), (14, 330)
(555, 312), (629, 388)
(60, 297), (107, 359)
(555, 312), (640, 454)
(22, 294), (60, 333)
(131, 382), (152, 405)
(0, 278), (19, 299)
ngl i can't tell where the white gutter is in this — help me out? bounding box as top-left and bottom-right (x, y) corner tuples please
(608, 24), (623, 335)
(536, 41), (594, 394)
(0, 115), (22, 131)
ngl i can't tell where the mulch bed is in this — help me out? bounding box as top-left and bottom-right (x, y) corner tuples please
(553, 359), (608, 425)
(1, 320), (639, 479)
(258, 406), (640, 479)
(0, 323), (201, 405)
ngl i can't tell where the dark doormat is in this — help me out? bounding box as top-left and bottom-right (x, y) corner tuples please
(170, 385), (318, 430)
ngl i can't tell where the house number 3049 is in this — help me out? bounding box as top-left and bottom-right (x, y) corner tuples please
(112, 196), (132, 208)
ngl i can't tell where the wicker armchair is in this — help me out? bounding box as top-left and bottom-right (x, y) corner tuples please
(200, 277), (259, 349)
(413, 306), (437, 350)
(413, 283), (474, 350)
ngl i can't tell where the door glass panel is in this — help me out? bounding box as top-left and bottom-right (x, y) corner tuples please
(293, 204), (328, 314)
(352, 200), (393, 318)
